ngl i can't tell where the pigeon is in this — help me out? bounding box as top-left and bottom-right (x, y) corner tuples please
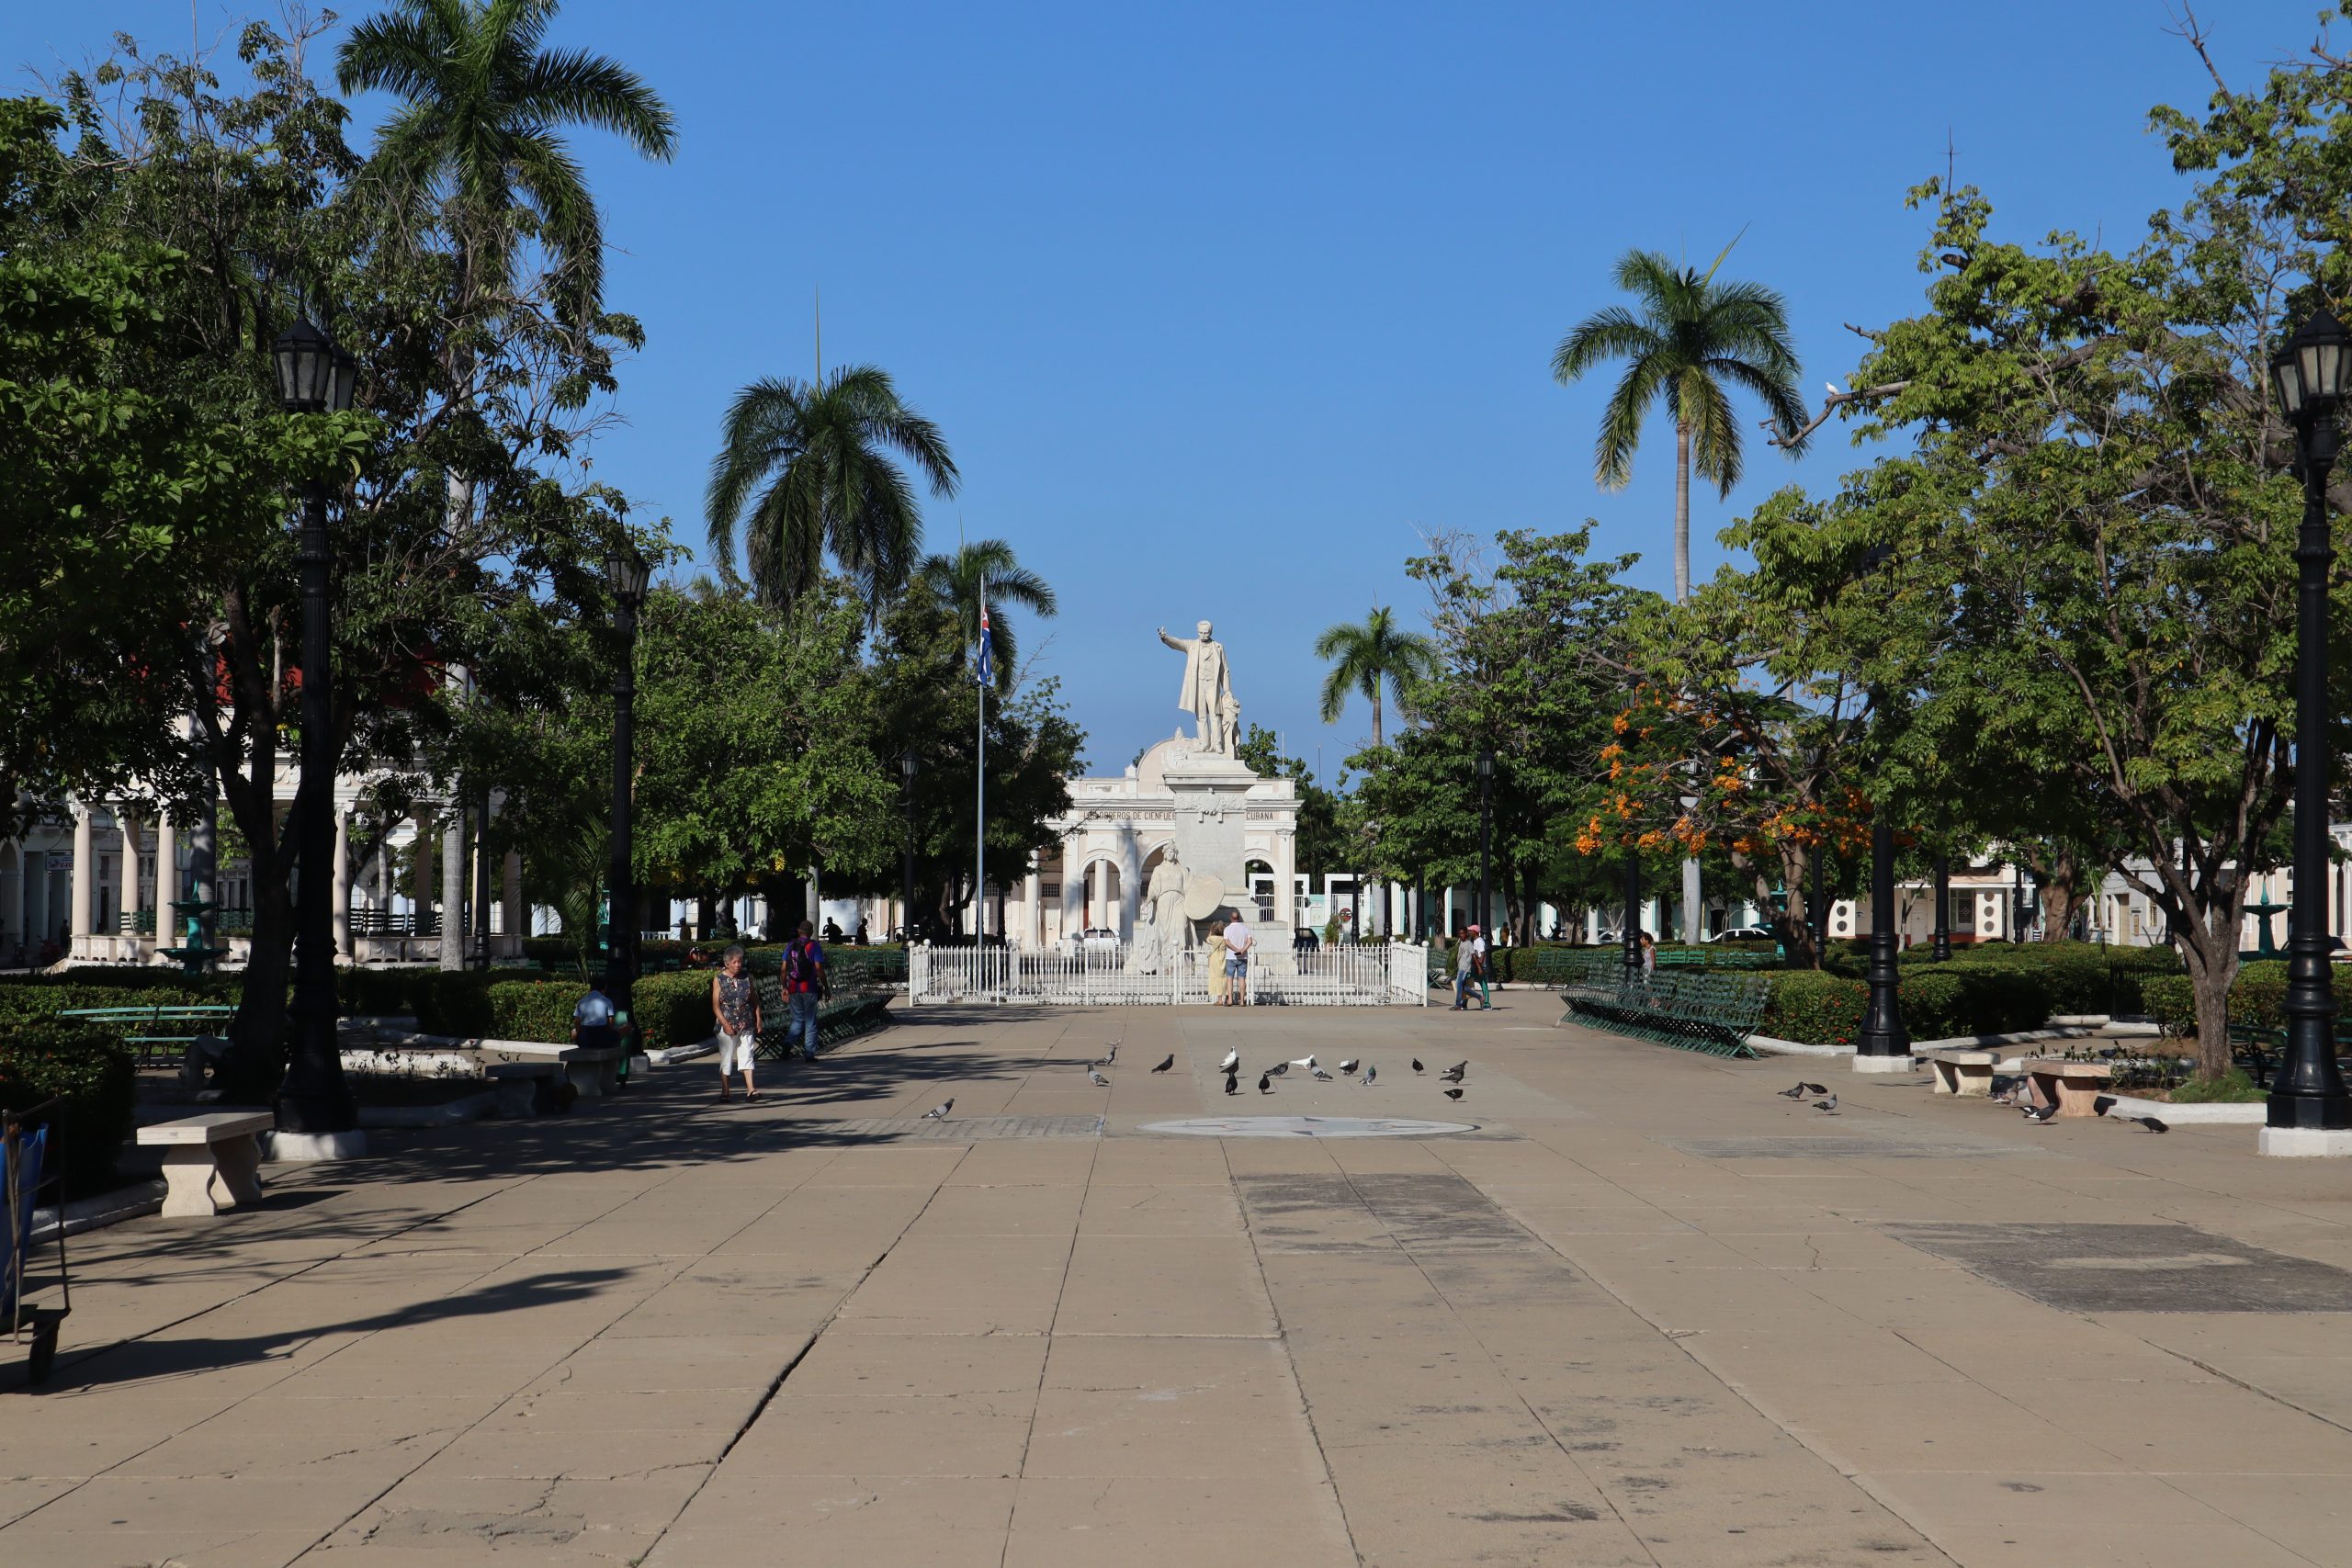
(1151, 1054), (1175, 1074)
(1224, 1074), (1240, 1096)
(1362, 1064), (1377, 1086)
(1779, 1082), (1810, 1100)
(1812, 1095), (1838, 1113)
(2128, 1114), (2170, 1134)
(2023, 1101), (2058, 1122)
(1088, 1068), (1110, 1087)
(1218, 1048), (1239, 1072)
(1257, 1072), (1273, 1094)
(1439, 1063), (1467, 1084)
(1338, 1058), (1360, 1076)
(1092, 1045), (1118, 1066)
(1411, 1058), (1425, 1074)
(1804, 1083), (1828, 1096)
(1311, 1067), (1334, 1081)
(2093, 1095), (2118, 1117)
(1442, 1087), (1464, 1101)
(1289, 1055), (1318, 1072)
(1268, 1062), (1290, 1077)
(921, 1099), (954, 1120)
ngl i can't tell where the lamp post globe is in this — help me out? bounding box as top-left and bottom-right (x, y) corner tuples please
(603, 547), (649, 1060)
(2265, 308), (2352, 1147)
(272, 317), (361, 1146)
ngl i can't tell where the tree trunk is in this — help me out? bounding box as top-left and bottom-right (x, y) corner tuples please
(439, 803), (464, 970)
(1673, 422), (1692, 604)
(1371, 685), (1383, 749)
(2170, 885), (2245, 1081)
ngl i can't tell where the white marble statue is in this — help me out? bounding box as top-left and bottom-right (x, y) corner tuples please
(1125, 846), (1191, 973)
(1159, 620), (1236, 755)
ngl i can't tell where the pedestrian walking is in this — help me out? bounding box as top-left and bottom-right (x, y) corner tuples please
(1453, 924), (1491, 1010)
(1223, 910), (1255, 1006)
(1639, 929), (1657, 982)
(711, 944), (763, 1101)
(1205, 919), (1231, 1005)
(781, 919), (830, 1059)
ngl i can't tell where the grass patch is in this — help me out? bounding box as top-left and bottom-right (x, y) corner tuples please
(2167, 1067), (2269, 1104)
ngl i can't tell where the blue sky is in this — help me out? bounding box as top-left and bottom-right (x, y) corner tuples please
(7, 0), (2324, 776)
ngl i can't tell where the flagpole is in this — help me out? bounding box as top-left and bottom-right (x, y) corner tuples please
(976, 572), (988, 948)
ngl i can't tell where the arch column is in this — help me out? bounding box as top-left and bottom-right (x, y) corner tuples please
(6, 841), (23, 964)
(503, 851), (523, 954)
(154, 814), (177, 926)
(1273, 830), (1297, 930)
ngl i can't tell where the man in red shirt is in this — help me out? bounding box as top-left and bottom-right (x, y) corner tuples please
(781, 920), (830, 1059)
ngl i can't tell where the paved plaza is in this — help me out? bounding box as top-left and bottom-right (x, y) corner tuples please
(9, 998), (2352, 1566)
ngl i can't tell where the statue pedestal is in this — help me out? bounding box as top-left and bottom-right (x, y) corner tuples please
(1164, 749), (1260, 919)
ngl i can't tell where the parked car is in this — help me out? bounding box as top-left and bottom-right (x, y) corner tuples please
(1063, 927), (1119, 956)
(1712, 925), (1776, 942)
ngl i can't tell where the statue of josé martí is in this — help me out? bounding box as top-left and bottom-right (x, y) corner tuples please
(1159, 620), (1237, 756)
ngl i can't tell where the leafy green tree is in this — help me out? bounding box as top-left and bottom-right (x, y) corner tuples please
(915, 538), (1057, 691)
(1551, 243), (1809, 602)
(705, 367), (960, 613)
(1233, 726), (1347, 886)
(1312, 605), (1435, 747)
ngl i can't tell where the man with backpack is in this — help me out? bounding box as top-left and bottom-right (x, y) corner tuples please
(781, 919), (830, 1060)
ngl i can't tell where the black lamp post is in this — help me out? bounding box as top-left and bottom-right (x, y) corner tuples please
(272, 317), (361, 1142)
(603, 546), (650, 1037)
(1476, 750), (1495, 936)
(2267, 308), (2352, 1142)
(899, 749), (919, 942)
(1855, 544), (1910, 1062)
(1622, 849), (1643, 979)
(1931, 850), (1952, 962)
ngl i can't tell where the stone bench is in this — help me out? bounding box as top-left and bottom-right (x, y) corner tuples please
(1919, 1049), (2027, 1097)
(481, 1042), (624, 1098)
(138, 1111), (271, 1217)
(484, 1062), (570, 1118)
(2022, 1057), (2115, 1118)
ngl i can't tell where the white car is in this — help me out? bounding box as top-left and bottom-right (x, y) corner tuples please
(1065, 927), (1120, 956)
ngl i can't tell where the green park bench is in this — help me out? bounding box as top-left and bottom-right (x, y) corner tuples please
(1554, 953), (1767, 1058)
(750, 975), (896, 1061)
(56, 1004), (237, 1067)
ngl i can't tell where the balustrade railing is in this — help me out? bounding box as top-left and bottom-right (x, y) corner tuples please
(909, 942), (1428, 1007)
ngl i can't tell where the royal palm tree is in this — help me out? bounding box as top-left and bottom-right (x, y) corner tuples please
(338, 0), (678, 331)
(1551, 243), (1807, 603)
(705, 367), (959, 614)
(916, 539), (1057, 691)
(1314, 606), (1437, 747)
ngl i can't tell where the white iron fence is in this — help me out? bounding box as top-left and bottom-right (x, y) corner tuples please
(909, 942), (1430, 1007)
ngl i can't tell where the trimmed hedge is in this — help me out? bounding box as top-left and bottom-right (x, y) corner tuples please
(0, 1022), (137, 1191)
(2140, 961), (2288, 1035)
(1762, 964), (2064, 1047)
(1762, 972), (1868, 1046)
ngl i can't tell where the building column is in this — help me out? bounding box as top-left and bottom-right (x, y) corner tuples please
(6, 841), (24, 963)
(118, 810), (141, 957)
(332, 807), (352, 958)
(1023, 864), (1042, 949)
(1273, 831), (1297, 930)
(440, 810), (465, 969)
(413, 813), (435, 939)
(70, 805), (93, 957)
(154, 814), (178, 915)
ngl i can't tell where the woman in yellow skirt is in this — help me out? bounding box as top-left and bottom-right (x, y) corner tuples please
(1205, 919), (1230, 1005)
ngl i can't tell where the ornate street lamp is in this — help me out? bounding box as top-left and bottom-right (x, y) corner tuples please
(1476, 750), (1495, 939)
(899, 749), (920, 942)
(2265, 308), (2352, 1150)
(1622, 848), (1643, 981)
(273, 317), (361, 1147)
(1931, 848), (1952, 962)
(603, 546), (650, 1054)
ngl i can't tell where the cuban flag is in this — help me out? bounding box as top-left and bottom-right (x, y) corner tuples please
(975, 580), (994, 688)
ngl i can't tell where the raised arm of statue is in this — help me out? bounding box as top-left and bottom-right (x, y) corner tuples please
(1158, 627), (1188, 652)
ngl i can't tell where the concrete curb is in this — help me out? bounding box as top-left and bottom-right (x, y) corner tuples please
(2101, 1093), (2267, 1124)
(1747, 1035), (1856, 1058)
(29, 1178), (166, 1244)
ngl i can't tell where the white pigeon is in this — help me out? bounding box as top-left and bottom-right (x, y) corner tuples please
(1289, 1055), (1317, 1072)
(1337, 1058), (1360, 1076)
(1219, 1048), (1239, 1072)
(921, 1099), (954, 1120)
(1826, 380), (1842, 396)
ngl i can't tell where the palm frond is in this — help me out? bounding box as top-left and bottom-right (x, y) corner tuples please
(514, 47), (679, 160)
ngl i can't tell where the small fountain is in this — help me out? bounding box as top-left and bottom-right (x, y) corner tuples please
(157, 897), (232, 976)
(2245, 900), (2289, 960)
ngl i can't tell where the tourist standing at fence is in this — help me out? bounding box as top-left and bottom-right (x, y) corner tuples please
(711, 945), (763, 1102)
(1206, 919), (1231, 1005)
(1224, 911), (1255, 1006)
(782, 920), (830, 1058)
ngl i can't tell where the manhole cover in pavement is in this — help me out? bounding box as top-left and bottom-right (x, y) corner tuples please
(1138, 1116), (1479, 1139)
(1886, 1223), (2352, 1312)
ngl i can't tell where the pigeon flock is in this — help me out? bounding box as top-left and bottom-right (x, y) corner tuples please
(1041, 1043), (1468, 1104)
(1772, 1076), (2171, 1132)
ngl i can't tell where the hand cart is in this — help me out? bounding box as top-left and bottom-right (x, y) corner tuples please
(5, 1098), (69, 1385)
